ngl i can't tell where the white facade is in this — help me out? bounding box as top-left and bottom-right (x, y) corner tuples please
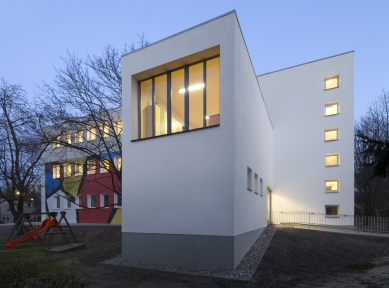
(257, 52), (354, 216)
(120, 11), (354, 271)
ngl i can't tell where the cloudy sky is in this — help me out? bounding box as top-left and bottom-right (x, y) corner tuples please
(1, 0), (388, 120)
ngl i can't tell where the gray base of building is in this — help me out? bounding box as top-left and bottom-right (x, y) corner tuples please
(122, 228), (264, 270)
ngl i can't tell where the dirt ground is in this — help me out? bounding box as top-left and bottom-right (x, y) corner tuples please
(1, 225), (388, 287)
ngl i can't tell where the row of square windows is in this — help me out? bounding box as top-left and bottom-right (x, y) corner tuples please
(52, 157), (121, 179)
(53, 119), (122, 148)
(53, 193), (122, 209)
(247, 167), (264, 196)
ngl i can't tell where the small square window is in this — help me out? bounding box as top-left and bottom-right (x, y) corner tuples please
(88, 194), (96, 208)
(87, 126), (96, 141)
(75, 195), (83, 209)
(100, 159), (109, 173)
(64, 131), (71, 144)
(325, 180), (339, 192)
(325, 102), (339, 116)
(75, 129), (83, 143)
(247, 167), (252, 191)
(53, 135), (60, 148)
(114, 193), (122, 207)
(100, 122), (109, 138)
(260, 178), (263, 197)
(114, 119), (122, 135)
(325, 76), (339, 90)
(325, 129), (338, 141)
(254, 174), (259, 194)
(75, 162), (84, 176)
(100, 193), (109, 208)
(53, 165), (61, 179)
(63, 164), (72, 177)
(53, 195), (60, 209)
(325, 154), (340, 166)
(325, 205), (339, 216)
(87, 160), (96, 175)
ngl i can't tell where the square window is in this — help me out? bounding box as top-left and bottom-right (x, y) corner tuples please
(53, 135), (60, 148)
(100, 159), (109, 173)
(114, 156), (122, 171)
(75, 129), (83, 143)
(260, 178), (264, 196)
(114, 119), (122, 135)
(63, 164), (72, 177)
(100, 122), (109, 138)
(254, 174), (258, 194)
(325, 154), (340, 166)
(87, 126), (96, 141)
(75, 195), (83, 209)
(100, 193), (109, 208)
(88, 194), (96, 208)
(325, 102), (339, 116)
(247, 167), (252, 191)
(53, 165), (61, 179)
(53, 195), (60, 209)
(325, 205), (339, 216)
(87, 160), (96, 175)
(114, 193), (122, 207)
(325, 129), (338, 141)
(325, 180), (339, 192)
(325, 76), (339, 90)
(64, 131), (71, 144)
(75, 162), (83, 176)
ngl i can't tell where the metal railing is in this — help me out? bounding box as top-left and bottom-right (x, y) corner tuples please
(267, 211), (389, 234)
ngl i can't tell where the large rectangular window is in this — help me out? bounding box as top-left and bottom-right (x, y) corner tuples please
(138, 56), (220, 139)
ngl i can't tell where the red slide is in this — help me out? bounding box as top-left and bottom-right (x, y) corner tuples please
(5, 218), (58, 250)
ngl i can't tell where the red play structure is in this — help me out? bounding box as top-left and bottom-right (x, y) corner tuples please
(5, 211), (77, 250)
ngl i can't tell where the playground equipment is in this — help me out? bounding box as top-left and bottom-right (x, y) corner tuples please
(5, 211), (78, 250)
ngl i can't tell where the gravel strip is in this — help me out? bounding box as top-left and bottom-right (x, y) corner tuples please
(101, 227), (276, 281)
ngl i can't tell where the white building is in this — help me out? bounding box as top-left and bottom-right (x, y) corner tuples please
(121, 11), (354, 270)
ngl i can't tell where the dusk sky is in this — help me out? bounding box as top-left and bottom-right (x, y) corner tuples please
(0, 1), (388, 120)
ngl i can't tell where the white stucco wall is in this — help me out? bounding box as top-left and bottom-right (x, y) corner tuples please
(122, 12), (271, 237)
(257, 52), (354, 215)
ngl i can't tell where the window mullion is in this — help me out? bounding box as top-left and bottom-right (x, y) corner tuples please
(184, 66), (189, 131)
(137, 82), (141, 139)
(203, 60), (207, 128)
(152, 78), (155, 137)
(167, 72), (172, 134)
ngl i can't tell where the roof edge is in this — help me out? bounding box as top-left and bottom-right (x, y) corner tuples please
(121, 10), (236, 58)
(256, 50), (355, 77)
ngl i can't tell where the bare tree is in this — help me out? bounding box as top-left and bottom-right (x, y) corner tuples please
(0, 79), (51, 221)
(39, 38), (149, 201)
(355, 90), (389, 217)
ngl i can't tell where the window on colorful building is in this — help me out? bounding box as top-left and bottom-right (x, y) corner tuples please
(115, 156), (121, 171)
(63, 164), (72, 177)
(114, 119), (122, 135)
(53, 165), (60, 179)
(100, 159), (109, 173)
(100, 122), (109, 138)
(87, 126), (96, 141)
(53, 135), (60, 148)
(101, 193), (109, 208)
(75, 129), (83, 143)
(75, 195), (83, 209)
(64, 131), (71, 144)
(75, 162), (83, 176)
(87, 160), (96, 175)
(88, 194), (96, 208)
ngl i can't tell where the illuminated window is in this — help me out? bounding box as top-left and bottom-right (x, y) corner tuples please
(254, 173), (258, 194)
(247, 167), (252, 191)
(63, 164), (72, 177)
(114, 119), (122, 135)
(75, 162), (83, 176)
(325, 129), (338, 141)
(325, 205), (339, 216)
(325, 76), (339, 90)
(87, 126), (96, 141)
(100, 159), (109, 173)
(100, 193), (109, 208)
(75, 129), (83, 143)
(53, 165), (60, 179)
(114, 156), (121, 171)
(100, 122), (109, 138)
(138, 56), (220, 139)
(53, 135), (60, 148)
(325, 180), (339, 192)
(325, 102), (339, 116)
(325, 154), (339, 166)
(64, 131), (71, 144)
(87, 160), (96, 175)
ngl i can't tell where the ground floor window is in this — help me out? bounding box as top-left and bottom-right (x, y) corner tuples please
(325, 205), (339, 216)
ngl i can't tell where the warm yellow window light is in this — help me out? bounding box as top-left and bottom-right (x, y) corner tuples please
(325, 103), (338, 116)
(325, 154), (339, 166)
(325, 129), (338, 141)
(325, 76), (339, 90)
(178, 83), (205, 94)
(325, 180), (339, 191)
(205, 115), (210, 120)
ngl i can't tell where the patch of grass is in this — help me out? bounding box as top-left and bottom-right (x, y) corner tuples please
(346, 262), (375, 270)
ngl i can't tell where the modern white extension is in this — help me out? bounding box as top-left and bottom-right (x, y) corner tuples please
(121, 10), (354, 270)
